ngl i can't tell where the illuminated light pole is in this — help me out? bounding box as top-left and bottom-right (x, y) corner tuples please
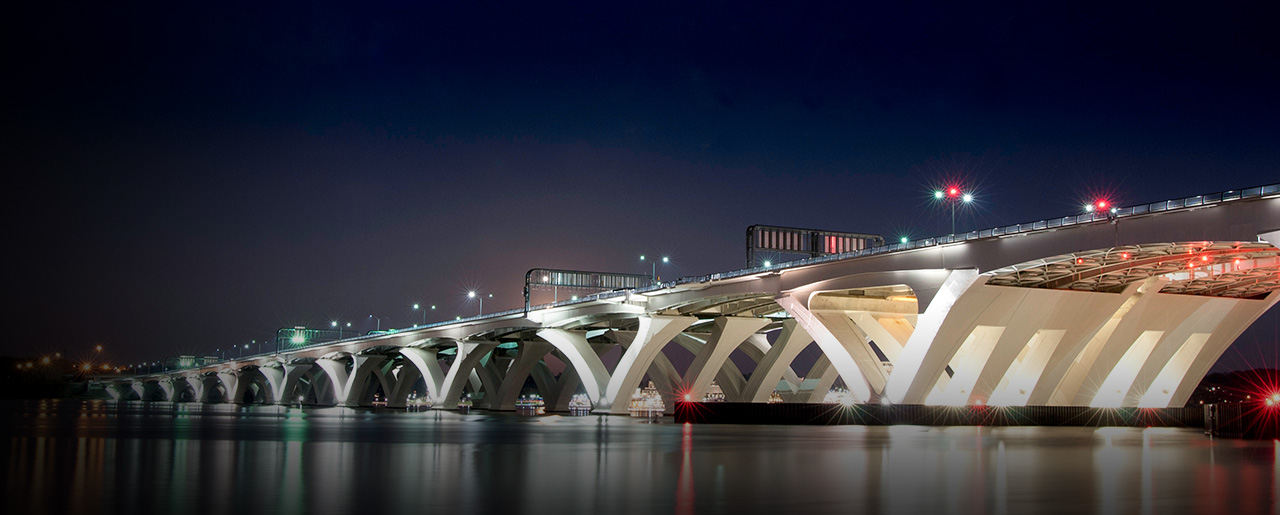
(540, 274), (561, 302)
(468, 291), (492, 316)
(933, 187), (974, 235)
(369, 314), (381, 332)
(412, 303), (436, 325)
(640, 255), (670, 283)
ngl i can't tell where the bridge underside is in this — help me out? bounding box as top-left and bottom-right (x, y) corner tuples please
(111, 225), (1280, 412)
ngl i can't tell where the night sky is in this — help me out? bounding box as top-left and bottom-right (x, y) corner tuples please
(9, 2), (1279, 371)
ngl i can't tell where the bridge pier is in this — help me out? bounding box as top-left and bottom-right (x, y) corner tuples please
(601, 315), (695, 414)
(434, 341), (497, 409)
(682, 317), (770, 401)
(492, 342), (553, 411)
(743, 320), (811, 402)
(777, 296), (876, 402)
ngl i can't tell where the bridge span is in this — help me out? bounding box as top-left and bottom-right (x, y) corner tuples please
(107, 185), (1280, 413)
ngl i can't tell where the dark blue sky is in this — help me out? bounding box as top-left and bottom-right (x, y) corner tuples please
(8, 2), (1278, 370)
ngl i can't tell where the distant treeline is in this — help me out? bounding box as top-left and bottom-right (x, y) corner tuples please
(1186, 368), (1280, 406)
(0, 357), (90, 399)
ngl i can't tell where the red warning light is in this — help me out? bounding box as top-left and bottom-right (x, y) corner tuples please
(1097, 200), (1108, 209)
(1076, 258), (1084, 265)
(1120, 252), (1130, 260)
(948, 187), (959, 197)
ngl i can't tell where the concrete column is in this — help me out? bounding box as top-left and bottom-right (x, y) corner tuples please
(547, 343), (613, 411)
(882, 269), (981, 404)
(399, 347), (446, 399)
(230, 369), (261, 404)
(184, 374), (206, 402)
(1026, 281), (1147, 406)
(530, 361), (557, 406)
(315, 358), (351, 404)
(744, 334), (804, 386)
(216, 371), (240, 404)
(158, 379), (174, 401)
(434, 342), (498, 408)
(386, 364), (421, 408)
(743, 320), (813, 402)
(278, 363), (313, 404)
(602, 315), (696, 414)
(682, 317), (770, 401)
(339, 355), (392, 407)
(470, 355), (504, 408)
(200, 375), (223, 402)
(1161, 292), (1280, 406)
(1066, 288), (1205, 406)
(538, 329), (613, 407)
(928, 287), (1107, 406)
(777, 296), (878, 402)
(129, 382), (145, 401)
(847, 312), (910, 364)
(797, 356), (839, 402)
(672, 334), (745, 401)
(259, 366), (285, 404)
(985, 329), (1066, 406)
(492, 342), (555, 410)
(1119, 298), (1240, 406)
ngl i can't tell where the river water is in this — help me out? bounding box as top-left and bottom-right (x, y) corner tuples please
(2, 400), (1277, 514)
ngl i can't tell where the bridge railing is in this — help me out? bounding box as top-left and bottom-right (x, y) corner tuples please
(156, 183), (1280, 370)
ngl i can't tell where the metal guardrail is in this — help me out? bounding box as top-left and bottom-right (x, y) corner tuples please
(149, 183), (1280, 369)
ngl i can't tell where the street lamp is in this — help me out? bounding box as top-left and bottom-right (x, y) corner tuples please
(933, 187), (974, 235)
(331, 321), (352, 339)
(369, 314), (382, 332)
(467, 291), (492, 316)
(413, 303), (436, 325)
(640, 255), (670, 283)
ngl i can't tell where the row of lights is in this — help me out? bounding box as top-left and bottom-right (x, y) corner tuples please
(215, 255), (682, 358)
(15, 352), (62, 370)
(16, 345), (128, 374)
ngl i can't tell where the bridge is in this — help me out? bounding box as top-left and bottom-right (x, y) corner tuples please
(106, 184), (1280, 414)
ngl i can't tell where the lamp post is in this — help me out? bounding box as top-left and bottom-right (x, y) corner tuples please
(640, 255), (670, 283)
(331, 321), (352, 339)
(369, 314), (381, 332)
(413, 303), (436, 325)
(934, 187), (974, 235)
(467, 291), (491, 316)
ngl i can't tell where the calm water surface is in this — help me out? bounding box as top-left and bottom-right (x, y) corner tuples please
(3, 400), (1277, 514)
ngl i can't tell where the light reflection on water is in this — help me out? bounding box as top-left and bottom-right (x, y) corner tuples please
(2, 400), (1277, 514)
